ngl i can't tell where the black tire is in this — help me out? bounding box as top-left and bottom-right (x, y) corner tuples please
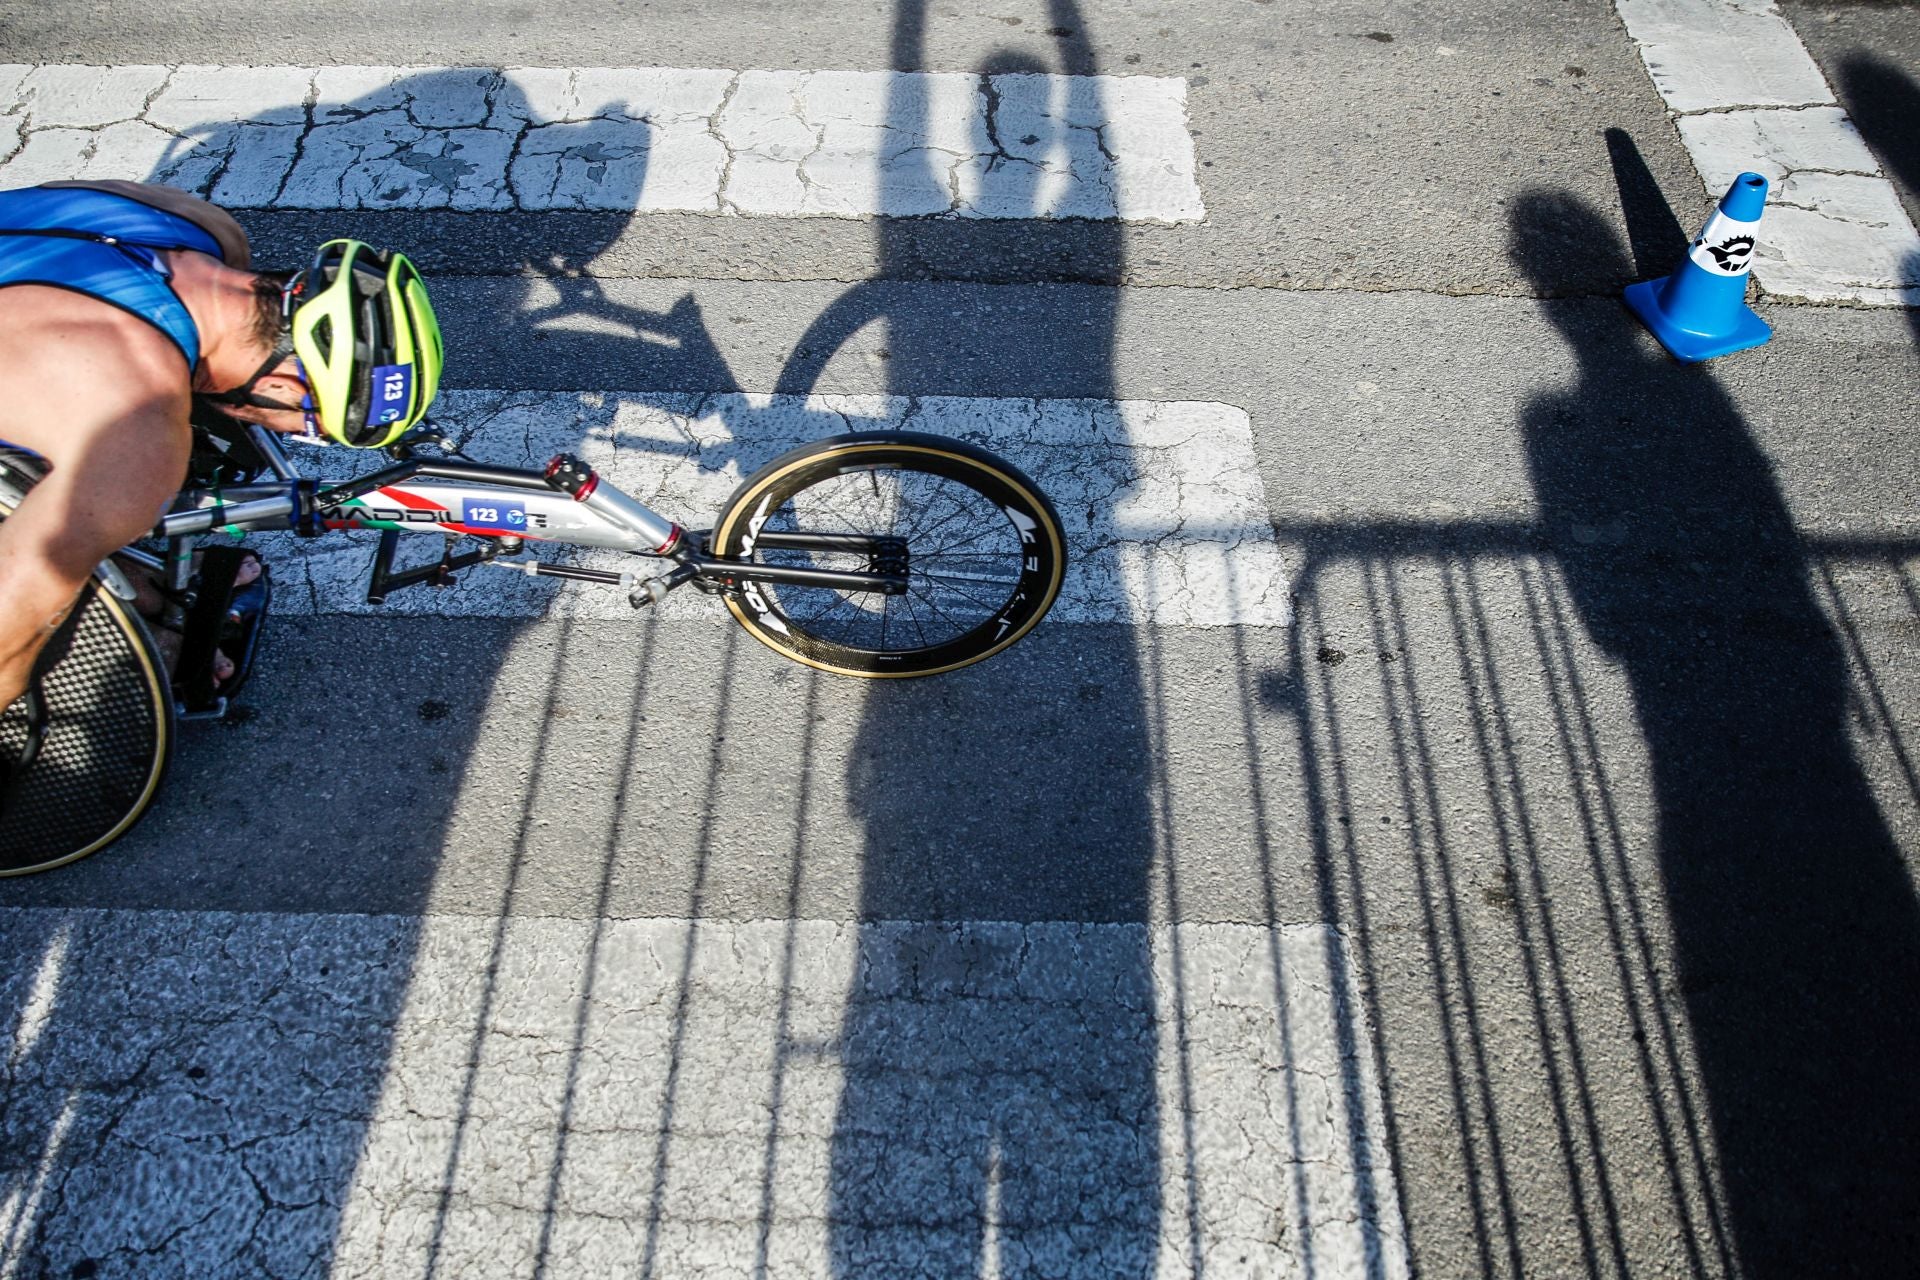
(0, 459), (173, 875)
(709, 432), (1066, 677)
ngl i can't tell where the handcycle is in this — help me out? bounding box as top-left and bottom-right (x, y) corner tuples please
(0, 417), (1066, 874)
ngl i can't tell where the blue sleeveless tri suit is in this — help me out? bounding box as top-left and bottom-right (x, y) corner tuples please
(0, 184), (227, 370)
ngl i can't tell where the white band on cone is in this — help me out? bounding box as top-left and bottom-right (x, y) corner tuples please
(1689, 209), (1762, 277)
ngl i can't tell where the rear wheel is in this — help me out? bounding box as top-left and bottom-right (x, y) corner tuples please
(0, 458), (173, 875)
(709, 432), (1066, 677)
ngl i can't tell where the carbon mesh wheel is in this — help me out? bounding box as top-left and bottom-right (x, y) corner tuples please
(0, 471), (173, 874)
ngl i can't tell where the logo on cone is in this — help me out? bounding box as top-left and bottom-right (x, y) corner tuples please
(1688, 208), (1761, 277)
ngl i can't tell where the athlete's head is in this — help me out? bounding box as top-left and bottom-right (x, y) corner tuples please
(204, 240), (444, 448)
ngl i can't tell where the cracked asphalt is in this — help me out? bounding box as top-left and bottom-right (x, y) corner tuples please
(2, 1), (1918, 1278)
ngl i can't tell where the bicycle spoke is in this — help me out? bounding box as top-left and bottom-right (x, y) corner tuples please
(906, 581), (977, 638)
(781, 587), (863, 629)
(791, 471), (903, 536)
(763, 472), (1017, 648)
(896, 586), (935, 649)
(771, 587), (871, 637)
(921, 519), (1018, 558)
(857, 470), (988, 547)
(723, 440), (1061, 672)
(916, 564), (1006, 602)
(785, 486), (873, 539)
(915, 553), (1020, 565)
(900, 493), (995, 550)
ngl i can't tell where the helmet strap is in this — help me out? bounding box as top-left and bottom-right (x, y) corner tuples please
(199, 333), (296, 409)
(195, 274), (310, 422)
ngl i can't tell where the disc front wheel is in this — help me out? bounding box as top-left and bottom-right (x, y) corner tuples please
(0, 459), (174, 874)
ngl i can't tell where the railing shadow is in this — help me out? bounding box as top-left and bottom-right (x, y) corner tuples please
(1263, 509), (1917, 1278)
(1517, 187), (1916, 1275)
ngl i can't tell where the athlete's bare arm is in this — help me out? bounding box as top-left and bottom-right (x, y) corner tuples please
(0, 285), (194, 713)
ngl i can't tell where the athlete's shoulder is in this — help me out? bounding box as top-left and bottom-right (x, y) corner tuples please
(1, 283), (190, 379)
(0, 283), (192, 452)
(32, 181), (251, 269)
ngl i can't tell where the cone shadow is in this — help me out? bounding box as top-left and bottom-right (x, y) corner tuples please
(1604, 128), (1688, 282)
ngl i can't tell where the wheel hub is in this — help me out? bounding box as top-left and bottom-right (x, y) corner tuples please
(869, 536), (910, 595)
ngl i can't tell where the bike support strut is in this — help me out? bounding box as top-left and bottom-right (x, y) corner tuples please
(484, 551), (908, 599)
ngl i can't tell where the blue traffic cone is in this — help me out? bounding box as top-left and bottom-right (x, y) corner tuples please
(1624, 172), (1773, 362)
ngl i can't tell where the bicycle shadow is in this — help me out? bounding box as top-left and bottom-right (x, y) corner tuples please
(1511, 188), (1920, 1276)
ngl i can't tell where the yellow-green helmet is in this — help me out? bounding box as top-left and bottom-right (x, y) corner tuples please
(287, 240), (443, 448)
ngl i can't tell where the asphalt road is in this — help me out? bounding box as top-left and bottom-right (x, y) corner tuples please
(1, 2), (1916, 1278)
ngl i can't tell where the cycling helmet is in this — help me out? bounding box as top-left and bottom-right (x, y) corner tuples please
(287, 240), (443, 448)
(206, 239), (443, 448)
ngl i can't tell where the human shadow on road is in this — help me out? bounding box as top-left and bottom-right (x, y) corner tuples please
(1835, 52), (1920, 348)
(1511, 190), (1920, 1279)
(772, 3), (1163, 1274)
(1836, 52), (1920, 225)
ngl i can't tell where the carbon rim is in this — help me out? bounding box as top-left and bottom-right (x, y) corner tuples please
(713, 438), (1065, 677)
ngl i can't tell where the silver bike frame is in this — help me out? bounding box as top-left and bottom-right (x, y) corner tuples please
(157, 427), (677, 553)
(150, 426), (904, 601)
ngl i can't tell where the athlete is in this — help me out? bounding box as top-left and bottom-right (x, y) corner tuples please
(0, 180), (443, 793)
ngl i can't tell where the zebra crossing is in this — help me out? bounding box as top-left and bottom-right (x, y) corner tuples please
(1, 45), (1397, 1280)
(1, 909), (1408, 1279)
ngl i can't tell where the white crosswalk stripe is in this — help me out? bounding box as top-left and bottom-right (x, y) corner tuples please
(0, 64), (1204, 222)
(0, 908), (1409, 1280)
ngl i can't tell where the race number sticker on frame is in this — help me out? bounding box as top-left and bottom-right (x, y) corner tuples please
(460, 498), (527, 532)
